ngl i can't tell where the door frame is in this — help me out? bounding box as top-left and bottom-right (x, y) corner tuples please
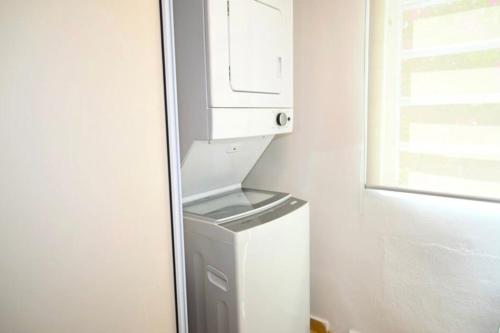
(159, 0), (189, 332)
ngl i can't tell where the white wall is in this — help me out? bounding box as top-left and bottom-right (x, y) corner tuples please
(245, 1), (500, 332)
(0, 1), (177, 332)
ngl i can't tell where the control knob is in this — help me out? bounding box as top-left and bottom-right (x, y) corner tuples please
(276, 112), (289, 126)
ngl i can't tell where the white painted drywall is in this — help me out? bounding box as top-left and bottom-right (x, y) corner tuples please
(245, 1), (500, 332)
(0, 1), (177, 332)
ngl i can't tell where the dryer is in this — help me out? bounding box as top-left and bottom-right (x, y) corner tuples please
(173, 0), (294, 158)
(183, 187), (310, 333)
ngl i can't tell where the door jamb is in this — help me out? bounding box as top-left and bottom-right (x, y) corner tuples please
(159, 0), (188, 332)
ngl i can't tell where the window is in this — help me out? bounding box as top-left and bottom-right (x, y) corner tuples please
(366, 0), (500, 201)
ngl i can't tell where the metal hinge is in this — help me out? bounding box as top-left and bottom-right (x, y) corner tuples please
(227, 1), (230, 16)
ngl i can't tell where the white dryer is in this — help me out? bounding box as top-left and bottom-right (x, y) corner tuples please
(173, 0), (294, 158)
(183, 187), (309, 333)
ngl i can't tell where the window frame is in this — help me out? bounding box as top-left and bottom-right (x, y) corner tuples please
(363, 0), (500, 205)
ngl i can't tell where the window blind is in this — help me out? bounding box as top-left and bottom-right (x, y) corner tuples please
(366, 0), (500, 201)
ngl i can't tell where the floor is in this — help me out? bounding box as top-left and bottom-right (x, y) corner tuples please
(311, 329), (328, 333)
(310, 319), (329, 333)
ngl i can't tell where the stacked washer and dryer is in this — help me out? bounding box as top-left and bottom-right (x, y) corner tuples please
(173, 0), (309, 332)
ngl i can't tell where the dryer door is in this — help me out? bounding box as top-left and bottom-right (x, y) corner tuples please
(228, 0), (284, 94)
(205, 0), (292, 108)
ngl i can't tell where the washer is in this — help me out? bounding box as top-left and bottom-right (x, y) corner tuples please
(183, 187), (310, 333)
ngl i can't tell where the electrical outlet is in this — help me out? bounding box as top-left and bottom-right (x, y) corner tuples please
(349, 330), (361, 333)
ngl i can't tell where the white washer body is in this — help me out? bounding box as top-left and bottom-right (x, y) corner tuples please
(184, 188), (309, 333)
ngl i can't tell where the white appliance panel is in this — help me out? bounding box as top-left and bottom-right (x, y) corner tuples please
(228, 0), (284, 94)
(211, 108), (293, 140)
(206, 0), (293, 107)
(181, 136), (273, 199)
(184, 227), (238, 333)
(235, 203), (310, 333)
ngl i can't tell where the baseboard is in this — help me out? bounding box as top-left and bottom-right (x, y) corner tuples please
(311, 316), (330, 333)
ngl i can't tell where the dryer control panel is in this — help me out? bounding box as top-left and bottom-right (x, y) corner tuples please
(210, 108), (293, 140)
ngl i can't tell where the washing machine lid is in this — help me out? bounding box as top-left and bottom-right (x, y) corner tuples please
(183, 187), (290, 224)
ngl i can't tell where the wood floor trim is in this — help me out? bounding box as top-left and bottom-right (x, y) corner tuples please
(310, 318), (329, 333)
